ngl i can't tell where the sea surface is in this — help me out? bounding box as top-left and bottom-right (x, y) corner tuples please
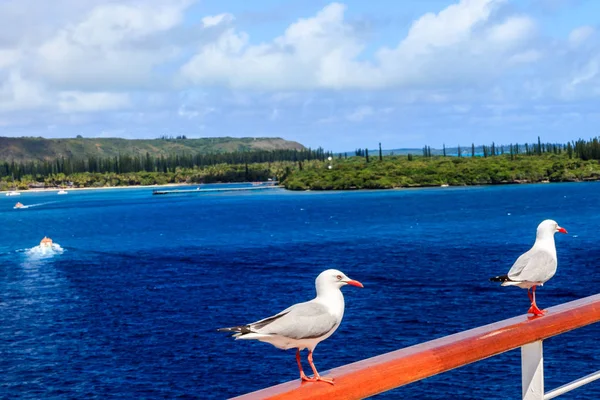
(1, 183), (599, 399)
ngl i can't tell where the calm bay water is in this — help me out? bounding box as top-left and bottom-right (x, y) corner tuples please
(0, 183), (599, 399)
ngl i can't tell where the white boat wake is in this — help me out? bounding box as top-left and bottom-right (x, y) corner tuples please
(13, 201), (57, 210)
(25, 243), (65, 259)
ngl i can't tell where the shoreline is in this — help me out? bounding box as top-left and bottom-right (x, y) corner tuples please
(287, 178), (598, 192)
(2, 178), (596, 195)
(0, 181), (281, 194)
(1, 182), (196, 194)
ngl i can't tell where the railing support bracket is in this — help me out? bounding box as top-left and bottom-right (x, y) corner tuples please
(522, 340), (544, 400)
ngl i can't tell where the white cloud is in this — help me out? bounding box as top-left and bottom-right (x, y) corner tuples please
(346, 106), (374, 122)
(181, 0), (539, 90)
(0, 50), (20, 69)
(560, 56), (600, 101)
(36, 1), (192, 90)
(0, 0), (599, 146)
(399, 0), (498, 51)
(181, 3), (369, 89)
(202, 13), (234, 28)
(485, 16), (535, 45)
(345, 105), (396, 122)
(569, 26), (595, 46)
(0, 72), (48, 111)
(269, 108), (279, 121)
(58, 91), (131, 112)
(507, 49), (542, 65)
(177, 105), (216, 119)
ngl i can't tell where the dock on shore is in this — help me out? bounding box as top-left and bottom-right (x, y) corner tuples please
(152, 185), (281, 195)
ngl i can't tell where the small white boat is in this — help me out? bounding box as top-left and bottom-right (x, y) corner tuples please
(441, 184), (449, 187)
(57, 190), (68, 195)
(6, 191), (20, 196)
(40, 236), (53, 248)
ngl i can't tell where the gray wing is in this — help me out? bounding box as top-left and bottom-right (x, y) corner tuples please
(250, 301), (337, 340)
(507, 248), (556, 282)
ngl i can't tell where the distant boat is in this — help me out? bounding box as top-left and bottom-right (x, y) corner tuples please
(57, 190), (68, 195)
(6, 176), (20, 195)
(441, 184), (450, 187)
(40, 236), (53, 248)
(14, 202), (24, 209)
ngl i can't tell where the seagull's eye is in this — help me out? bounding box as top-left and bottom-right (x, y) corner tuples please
(336, 275), (342, 280)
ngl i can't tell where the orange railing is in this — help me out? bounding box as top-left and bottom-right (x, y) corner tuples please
(231, 294), (600, 400)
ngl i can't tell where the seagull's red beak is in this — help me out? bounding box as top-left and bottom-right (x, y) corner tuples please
(557, 226), (567, 234)
(345, 279), (364, 288)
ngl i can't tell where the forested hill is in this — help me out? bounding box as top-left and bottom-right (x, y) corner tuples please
(0, 136), (305, 162)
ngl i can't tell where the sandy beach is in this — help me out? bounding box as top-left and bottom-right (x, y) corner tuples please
(0, 181), (277, 194)
(0, 182), (196, 194)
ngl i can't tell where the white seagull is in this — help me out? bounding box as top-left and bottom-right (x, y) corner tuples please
(490, 219), (567, 316)
(218, 269), (364, 384)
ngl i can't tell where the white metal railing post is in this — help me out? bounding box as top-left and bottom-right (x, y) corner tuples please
(522, 341), (544, 400)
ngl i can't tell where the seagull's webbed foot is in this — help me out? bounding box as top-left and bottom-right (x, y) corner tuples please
(300, 374), (334, 384)
(527, 304), (546, 316)
(300, 375), (333, 385)
(315, 376), (335, 385)
(527, 286), (546, 316)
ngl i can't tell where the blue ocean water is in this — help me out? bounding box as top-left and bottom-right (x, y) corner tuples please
(0, 183), (599, 399)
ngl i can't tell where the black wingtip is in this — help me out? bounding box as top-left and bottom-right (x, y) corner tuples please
(217, 326), (252, 334)
(489, 275), (510, 283)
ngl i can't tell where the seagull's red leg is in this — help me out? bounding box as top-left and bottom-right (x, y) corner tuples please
(296, 349), (315, 382)
(307, 351), (334, 385)
(527, 285), (546, 316)
(527, 287), (533, 303)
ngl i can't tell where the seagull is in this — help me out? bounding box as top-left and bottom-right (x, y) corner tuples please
(490, 219), (567, 316)
(218, 269), (363, 384)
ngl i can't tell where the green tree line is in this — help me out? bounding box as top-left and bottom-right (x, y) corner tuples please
(284, 136), (600, 190)
(0, 147), (331, 181)
(423, 137), (573, 158)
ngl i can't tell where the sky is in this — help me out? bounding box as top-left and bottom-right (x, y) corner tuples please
(0, 0), (598, 151)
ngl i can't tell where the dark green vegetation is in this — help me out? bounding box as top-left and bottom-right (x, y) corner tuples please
(4, 134), (600, 192)
(283, 138), (600, 190)
(0, 141), (330, 190)
(0, 136), (304, 162)
(1, 163), (293, 190)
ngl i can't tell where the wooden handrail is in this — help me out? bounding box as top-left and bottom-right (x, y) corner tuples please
(231, 294), (600, 400)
